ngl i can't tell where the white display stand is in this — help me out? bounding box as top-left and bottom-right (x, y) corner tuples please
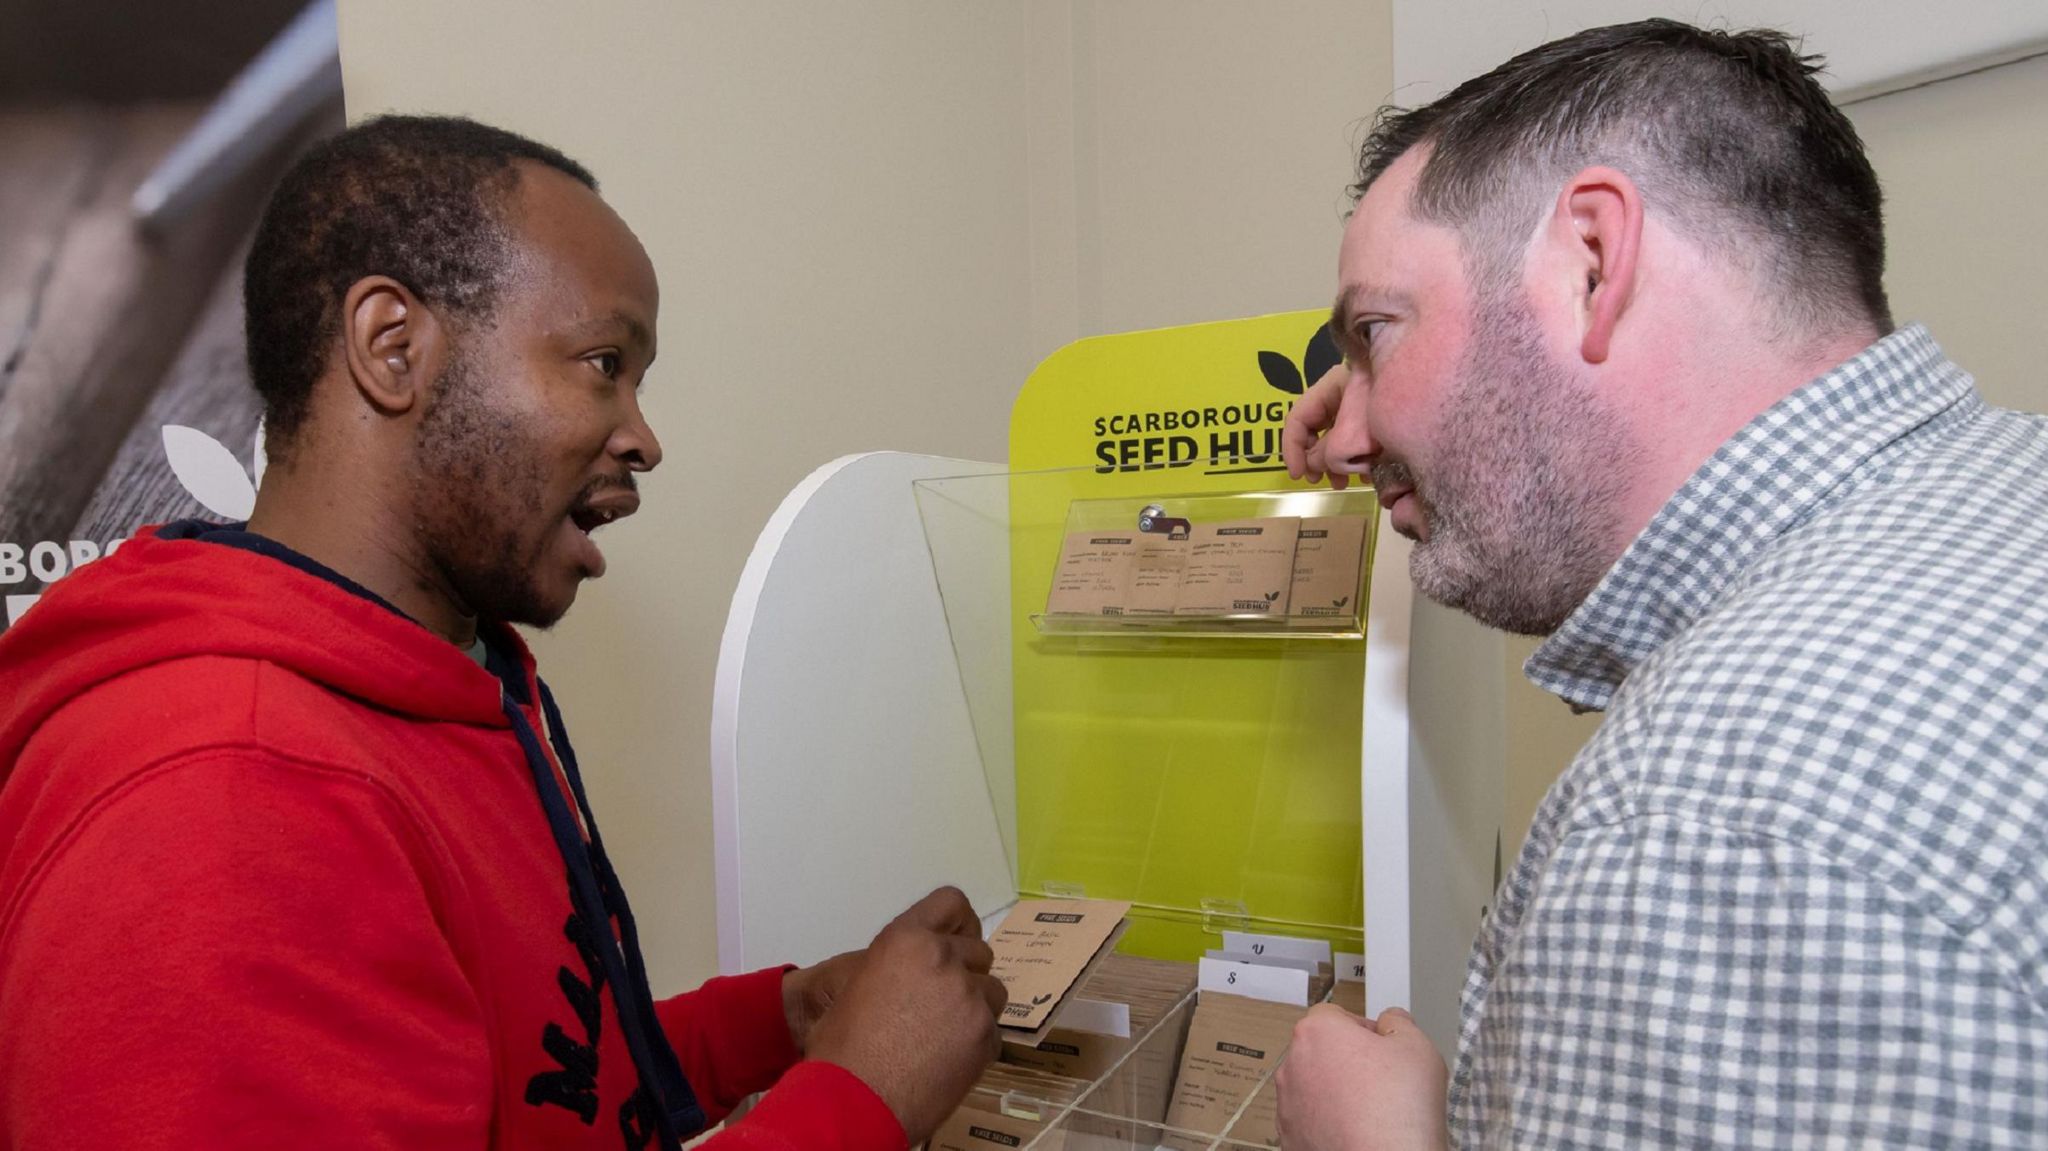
(709, 452), (1014, 975)
(712, 451), (1505, 1060)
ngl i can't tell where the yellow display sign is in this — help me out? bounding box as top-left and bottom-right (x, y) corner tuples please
(1007, 311), (1370, 959)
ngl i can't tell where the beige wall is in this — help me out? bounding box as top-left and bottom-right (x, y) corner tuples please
(1500, 636), (1601, 854)
(1495, 51), (2048, 856)
(1049, 2), (1389, 337)
(1854, 53), (2048, 414)
(338, 0), (1394, 993)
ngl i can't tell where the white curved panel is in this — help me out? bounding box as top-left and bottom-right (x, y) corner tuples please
(1364, 522), (1509, 1063)
(712, 452), (1012, 973)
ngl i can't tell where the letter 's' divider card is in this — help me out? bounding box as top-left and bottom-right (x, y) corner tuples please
(1196, 956), (1311, 1007)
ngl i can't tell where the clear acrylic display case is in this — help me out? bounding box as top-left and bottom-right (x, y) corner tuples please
(967, 979), (1358, 1148)
(910, 461), (1378, 1149)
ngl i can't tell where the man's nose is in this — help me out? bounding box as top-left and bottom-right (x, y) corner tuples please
(1319, 369), (1377, 476)
(612, 393), (663, 472)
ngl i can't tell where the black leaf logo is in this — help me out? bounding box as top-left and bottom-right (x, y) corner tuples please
(1304, 323), (1342, 386)
(1257, 350), (1301, 395)
(1256, 323), (1343, 397)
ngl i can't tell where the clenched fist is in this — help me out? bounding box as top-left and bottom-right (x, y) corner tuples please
(1276, 1004), (1447, 1151)
(803, 887), (1007, 1144)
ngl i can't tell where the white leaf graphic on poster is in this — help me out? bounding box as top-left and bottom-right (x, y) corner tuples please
(162, 425), (258, 520)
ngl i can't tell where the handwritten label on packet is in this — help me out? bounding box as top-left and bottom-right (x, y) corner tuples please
(1233, 1076), (1284, 1146)
(990, 899), (1132, 1033)
(1123, 532), (1189, 615)
(1163, 991), (1307, 1143)
(1197, 956), (1311, 1007)
(1173, 518), (1300, 617)
(1044, 532), (1138, 616)
(1287, 515), (1369, 618)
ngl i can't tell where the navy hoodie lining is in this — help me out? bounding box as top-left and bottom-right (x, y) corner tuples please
(170, 520), (530, 705)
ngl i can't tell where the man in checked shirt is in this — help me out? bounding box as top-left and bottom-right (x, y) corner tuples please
(1275, 18), (2048, 1150)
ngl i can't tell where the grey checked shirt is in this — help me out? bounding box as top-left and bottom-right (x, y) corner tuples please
(1451, 326), (2048, 1147)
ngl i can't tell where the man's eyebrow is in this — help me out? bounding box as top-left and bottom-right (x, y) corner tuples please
(564, 310), (653, 354)
(1329, 287), (1372, 356)
(1336, 282), (1413, 322)
(1330, 290), (1357, 349)
(1327, 282), (1409, 358)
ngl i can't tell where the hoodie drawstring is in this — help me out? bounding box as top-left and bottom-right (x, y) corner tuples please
(504, 684), (705, 1147)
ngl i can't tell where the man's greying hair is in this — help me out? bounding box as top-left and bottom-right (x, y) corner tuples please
(244, 114), (598, 446)
(1354, 19), (1891, 337)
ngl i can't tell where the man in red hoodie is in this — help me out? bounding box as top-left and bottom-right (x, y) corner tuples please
(0, 116), (1004, 1150)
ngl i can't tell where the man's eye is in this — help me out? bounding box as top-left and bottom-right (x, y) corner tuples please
(1348, 320), (1383, 367)
(590, 353), (621, 378)
(1355, 321), (1382, 355)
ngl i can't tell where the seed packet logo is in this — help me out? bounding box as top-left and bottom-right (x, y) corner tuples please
(1255, 322), (1341, 397)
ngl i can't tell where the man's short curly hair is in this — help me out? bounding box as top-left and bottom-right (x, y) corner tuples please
(243, 114), (597, 445)
(1353, 19), (1890, 340)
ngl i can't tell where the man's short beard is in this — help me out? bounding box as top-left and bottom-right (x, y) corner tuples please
(1403, 297), (1637, 636)
(411, 347), (564, 629)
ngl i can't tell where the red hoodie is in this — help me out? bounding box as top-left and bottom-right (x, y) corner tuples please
(0, 524), (905, 1151)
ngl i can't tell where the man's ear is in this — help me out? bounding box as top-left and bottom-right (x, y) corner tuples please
(339, 275), (444, 417)
(1553, 166), (1643, 365)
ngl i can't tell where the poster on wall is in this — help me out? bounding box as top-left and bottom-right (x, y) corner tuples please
(0, 0), (344, 631)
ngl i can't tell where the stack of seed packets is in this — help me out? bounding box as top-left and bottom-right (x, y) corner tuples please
(1160, 931), (1365, 1149)
(1163, 991), (1304, 1148)
(924, 1062), (1090, 1151)
(1001, 952), (1199, 1081)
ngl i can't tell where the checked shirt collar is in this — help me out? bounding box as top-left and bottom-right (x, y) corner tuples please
(1525, 323), (1977, 712)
